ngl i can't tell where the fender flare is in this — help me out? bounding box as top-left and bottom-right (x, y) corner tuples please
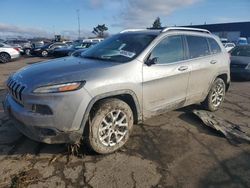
(78, 89), (142, 134)
(206, 72), (230, 95)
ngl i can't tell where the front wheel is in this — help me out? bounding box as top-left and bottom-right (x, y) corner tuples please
(41, 50), (48, 57)
(202, 78), (226, 111)
(87, 98), (134, 154)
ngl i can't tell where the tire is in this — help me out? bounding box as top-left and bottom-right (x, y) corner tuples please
(25, 48), (31, 56)
(202, 78), (226, 111)
(0, 52), (11, 63)
(41, 50), (48, 57)
(87, 98), (134, 154)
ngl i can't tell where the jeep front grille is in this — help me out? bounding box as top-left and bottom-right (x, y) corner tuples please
(7, 78), (26, 103)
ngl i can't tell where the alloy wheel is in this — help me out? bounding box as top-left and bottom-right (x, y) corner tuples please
(211, 82), (224, 107)
(98, 110), (128, 147)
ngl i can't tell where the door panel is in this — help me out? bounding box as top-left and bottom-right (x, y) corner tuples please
(142, 35), (190, 118)
(143, 62), (190, 118)
(186, 56), (216, 103)
(185, 35), (219, 104)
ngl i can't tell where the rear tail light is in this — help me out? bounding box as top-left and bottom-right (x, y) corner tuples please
(14, 47), (20, 52)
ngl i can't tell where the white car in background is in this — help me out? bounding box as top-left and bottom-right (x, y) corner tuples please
(0, 42), (20, 63)
(224, 43), (236, 52)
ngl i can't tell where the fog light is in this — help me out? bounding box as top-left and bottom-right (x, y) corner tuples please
(39, 128), (57, 136)
(32, 104), (53, 115)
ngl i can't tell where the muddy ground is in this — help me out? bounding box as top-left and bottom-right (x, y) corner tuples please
(0, 57), (249, 188)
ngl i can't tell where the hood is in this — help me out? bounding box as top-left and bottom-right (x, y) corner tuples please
(12, 56), (119, 90)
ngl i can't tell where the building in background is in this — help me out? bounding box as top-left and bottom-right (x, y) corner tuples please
(185, 22), (250, 44)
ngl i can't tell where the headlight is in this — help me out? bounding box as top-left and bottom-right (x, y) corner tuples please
(245, 63), (250, 70)
(33, 81), (85, 93)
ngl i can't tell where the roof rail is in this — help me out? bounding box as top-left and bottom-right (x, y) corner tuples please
(120, 29), (148, 33)
(161, 27), (211, 34)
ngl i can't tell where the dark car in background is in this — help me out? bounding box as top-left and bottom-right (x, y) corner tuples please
(53, 42), (98, 57)
(30, 42), (68, 57)
(230, 45), (250, 80)
(70, 46), (94, 57)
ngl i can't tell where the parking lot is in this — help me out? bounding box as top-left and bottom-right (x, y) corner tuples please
(0, 57), (249, 188)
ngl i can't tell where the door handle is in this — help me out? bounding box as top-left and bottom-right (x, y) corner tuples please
(178, 66), (188, 71)
(210, 60), (217, 64)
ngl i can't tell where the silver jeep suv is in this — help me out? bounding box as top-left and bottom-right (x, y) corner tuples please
(3, 27), (230, 154)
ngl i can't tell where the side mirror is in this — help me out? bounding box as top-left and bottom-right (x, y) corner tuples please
(145, 57), (157, 66)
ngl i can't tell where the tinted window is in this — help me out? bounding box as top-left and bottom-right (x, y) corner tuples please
(51, 44), (65, 48)
(187, 36), (210, 58)
(208, 38), (221, 54)
(231, 46), (250, 57)
(150, 35), (184, 64)
(0, 44), (3, 47)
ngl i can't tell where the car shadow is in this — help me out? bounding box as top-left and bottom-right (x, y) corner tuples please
(0, 123), (97, 158)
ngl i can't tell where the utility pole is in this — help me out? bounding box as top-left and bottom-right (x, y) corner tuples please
(76, 9), (81, 39)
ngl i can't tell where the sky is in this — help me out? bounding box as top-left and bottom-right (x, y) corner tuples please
(0, 0), (249, 39)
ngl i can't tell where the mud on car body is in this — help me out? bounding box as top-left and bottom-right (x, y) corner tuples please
(3, 27), (230, 154)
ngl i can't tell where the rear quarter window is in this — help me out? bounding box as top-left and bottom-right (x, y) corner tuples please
(186, 36), (210, 59)
(207, 38), (222, 54)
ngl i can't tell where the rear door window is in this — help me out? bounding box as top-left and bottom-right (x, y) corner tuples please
(186, 36), (210, 58)
(207, 38), (222, 54)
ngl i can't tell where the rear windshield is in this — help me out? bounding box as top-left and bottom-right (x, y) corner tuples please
(81, 33), (157, 63)
(231, 46), (250, 57)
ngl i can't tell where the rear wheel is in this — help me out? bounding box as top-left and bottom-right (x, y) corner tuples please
(202, 78), (226, 111)
(87, 98), (134, 154)
(0, 52), (11, 63)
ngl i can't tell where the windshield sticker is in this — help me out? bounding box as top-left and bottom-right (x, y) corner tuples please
(119, 50), (136, 58)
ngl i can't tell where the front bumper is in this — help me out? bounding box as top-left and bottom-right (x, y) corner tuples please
(3, 88), (92, 144)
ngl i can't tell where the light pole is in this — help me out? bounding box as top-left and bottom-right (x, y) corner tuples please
(76, 9), (81, 39)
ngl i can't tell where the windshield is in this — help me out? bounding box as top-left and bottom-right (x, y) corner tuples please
(231, 46), (250, 57)
(41, 43), (52, 48)
(81, 33), (156, 63)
